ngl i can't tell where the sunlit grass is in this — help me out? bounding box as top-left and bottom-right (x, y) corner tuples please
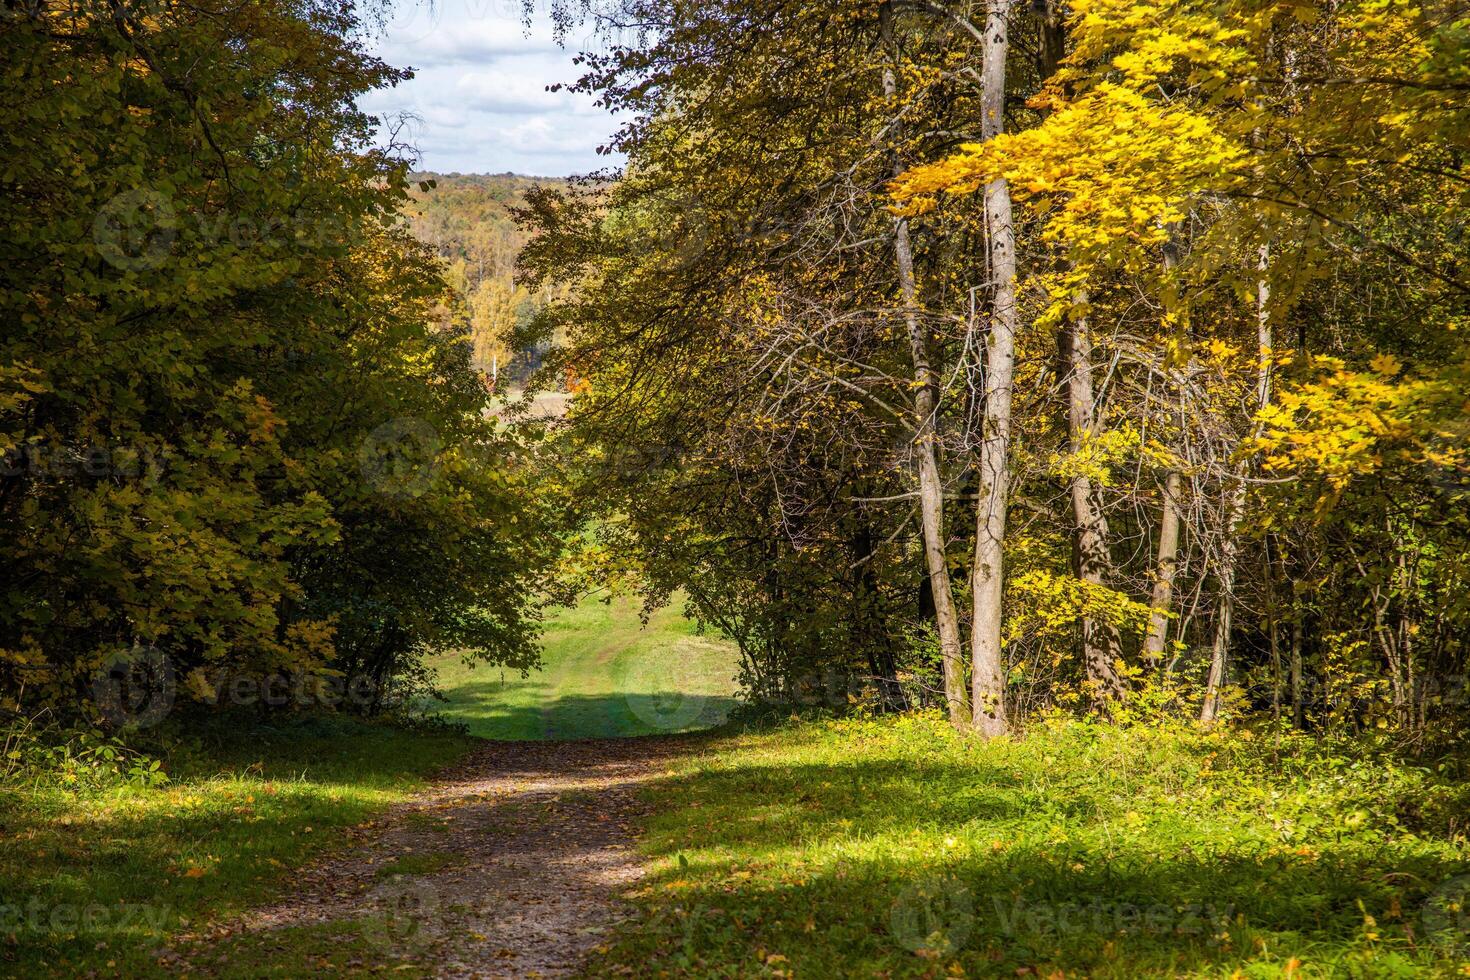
(588, 713), (1470, 978)
(426, 595), (741, 740)
(0, 717), (468, 978)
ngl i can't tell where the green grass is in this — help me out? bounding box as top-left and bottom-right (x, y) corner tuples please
(587, 713), (1470, 978)
(26, 605), (1464, 978)
(426, 595), (742, 740)
(0, 716), (469, 979)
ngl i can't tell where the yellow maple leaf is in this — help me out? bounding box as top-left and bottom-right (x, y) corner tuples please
(1369, 353), (1402, 376)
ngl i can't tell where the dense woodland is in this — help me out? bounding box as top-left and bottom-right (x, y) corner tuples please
(1, 0), (552, 732)
(403, 172), (569, 382)
(520, 0), (1470, 745)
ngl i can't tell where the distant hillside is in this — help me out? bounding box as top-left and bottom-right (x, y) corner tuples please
(405, 173), (546, 282)
(403, 173), (571, 384)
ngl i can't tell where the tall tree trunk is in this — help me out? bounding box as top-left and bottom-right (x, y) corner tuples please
(1144, 229), (1186, 667)
(1203, 243), (1273, 723)
(1266, 538), (1283, 723)
(1290, 615), (1305, 728)
(1065, 296), (1126, 701)
(970, 0), (1016, 737)
(880, 0), (968, 726)
(1140, 230), (1187, 669)
(1200, 516), (1239, 724)
(1035, 10), (1124, 704)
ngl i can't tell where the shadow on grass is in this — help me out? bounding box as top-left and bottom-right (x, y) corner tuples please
(594, 740), (1470, 977)
(431, 680), (743, 742)
(0, 716), (468, 978)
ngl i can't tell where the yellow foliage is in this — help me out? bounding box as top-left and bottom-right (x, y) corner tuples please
(1252, 356), (1469, 501)
(1047, 425), (1143, 487)
(1006, 570), (1156, 647)
(892, 84), (1244, 263)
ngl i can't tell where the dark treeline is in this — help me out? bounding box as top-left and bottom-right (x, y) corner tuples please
(1, 0), (550, 731)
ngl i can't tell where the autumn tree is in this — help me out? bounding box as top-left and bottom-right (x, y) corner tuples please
(0, 0), (548, 725)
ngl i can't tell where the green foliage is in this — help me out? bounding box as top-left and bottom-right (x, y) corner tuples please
(2, 714), (169, 790)
(0, 0), (549, 727)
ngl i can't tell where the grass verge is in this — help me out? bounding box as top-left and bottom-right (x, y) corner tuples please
(588, 713), (1470, 978)
(0, 715), (469, 978)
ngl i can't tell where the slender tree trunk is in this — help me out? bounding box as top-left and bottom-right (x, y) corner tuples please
(1143, 470), (1183, 664)
(1200, 519), (1238, 724)
(1266, 540), (1282, 723)
(1290, 615), (1305, 727)
(1396, 546), (1417, 730)
(970, 0), (1016, 737)
(1143, 232), (1186, 668)
(1035, 1), (1122, 701)
(880, 0), (968, 726)
(1203, 243), (1273, 723)
(1037, 0), (1066, 78)
(1066, 296), (1126, 701)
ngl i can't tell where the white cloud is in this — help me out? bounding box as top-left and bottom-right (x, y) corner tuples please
(384, 19), (562, 68)
(455, 64), (581, 115)
(363, 0), (625, 176)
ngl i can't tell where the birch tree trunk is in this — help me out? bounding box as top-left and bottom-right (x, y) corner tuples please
(880, 1), (968, 726)
(1202, 242), (1273, 723)
(970, 0), (1016, 737)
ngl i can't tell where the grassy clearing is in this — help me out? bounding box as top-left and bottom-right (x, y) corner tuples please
(589, 713), (1470, 978)
(426, 595), (741, 740)
(0, 716), (469, 978)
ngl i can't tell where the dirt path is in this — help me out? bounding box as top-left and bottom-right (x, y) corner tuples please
(217, 737), (692, 978)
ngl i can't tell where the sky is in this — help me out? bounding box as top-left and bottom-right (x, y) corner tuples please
(360, 0), (626, 177)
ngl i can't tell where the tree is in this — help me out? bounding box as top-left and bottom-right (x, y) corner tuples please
(0, 0), (547, 725)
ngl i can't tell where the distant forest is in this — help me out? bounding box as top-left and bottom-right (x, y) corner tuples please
(403, 173), (569, 386)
